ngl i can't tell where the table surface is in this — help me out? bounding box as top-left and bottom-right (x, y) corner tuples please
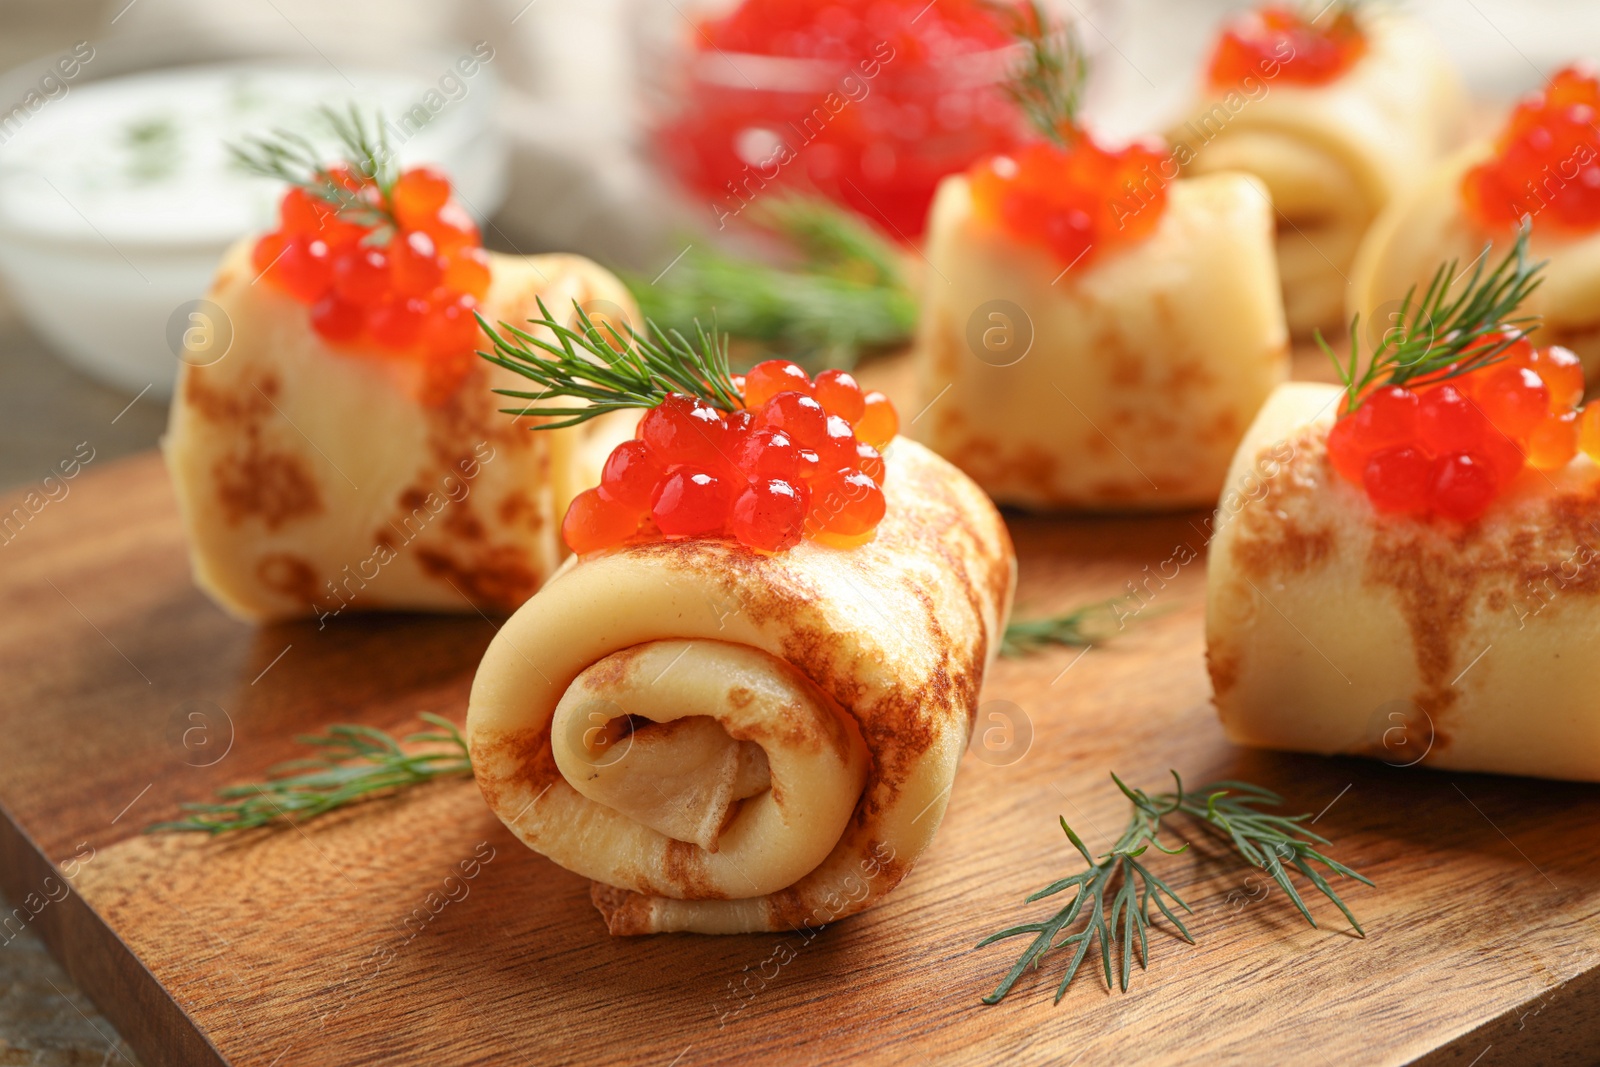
(0, 282), (159, 1067)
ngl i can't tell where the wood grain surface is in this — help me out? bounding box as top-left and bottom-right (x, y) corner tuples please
(4, 448), (1600, 1067)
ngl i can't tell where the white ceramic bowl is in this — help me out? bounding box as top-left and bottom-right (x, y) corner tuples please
(0, 49), (506, 398)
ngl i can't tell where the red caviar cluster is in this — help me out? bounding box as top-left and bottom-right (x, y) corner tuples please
(660, 0), (1022, 237)
(704, 0), (1008, 60)
(563, 363), (900, 555)
(1207, 4), (1367, 88)
(1462, 65), (1600, 233)
(252, 166), (491, 396)
(967, 135), (1169, 269)
(1327, 338), (1590, 522)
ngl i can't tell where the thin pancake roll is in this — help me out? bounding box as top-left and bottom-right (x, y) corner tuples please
(1171, 9), (1464, 336)
(466, 438), (1015, 934)
(1351, 155), (1600, 384)
(914, 171), (1287, 510)
(1207, 383), (1600, 782)
(166, 240), (635, 621)
(1351, 66), (1600, 383)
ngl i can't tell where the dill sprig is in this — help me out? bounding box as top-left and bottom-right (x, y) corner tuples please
(479, 298), (744, 429)
(1321, 223), (1545, 414)
(230, 103), (398, 237)
(992, 0), (1087, 145)
(1000, 598), (1128, 656)
(147, 714), (471, 835)
(980, 772), (1192, 1003)
(980, 772), (1370, 1005)
(758, 196), (907, 290)
(625, 196), (916, 371)
(1175, 779), (1372, 935)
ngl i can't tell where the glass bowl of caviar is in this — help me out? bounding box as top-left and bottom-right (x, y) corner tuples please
(631, 0), (1088, 240)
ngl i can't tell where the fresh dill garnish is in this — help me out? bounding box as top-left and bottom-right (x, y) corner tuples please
(625, 196), (916, 371)
(148, 714), (471, 834)
(980, 772), (1370, 1004)
(1001, 599), (1129, 656)
(229, 103), (398, 236)
(990, 0), (1087, 144)
(478, 298), (744, 429)
(1321, 223), (1545, 414)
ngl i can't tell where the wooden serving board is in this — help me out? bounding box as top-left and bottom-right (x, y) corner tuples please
(5, 449), (1600, 1067)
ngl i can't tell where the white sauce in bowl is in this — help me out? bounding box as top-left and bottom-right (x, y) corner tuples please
(0, 62), (492, 247)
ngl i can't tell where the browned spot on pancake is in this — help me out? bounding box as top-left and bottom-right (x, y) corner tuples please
(1365, 533), (1468, 739)
(472, 721), (558, 820)
(256, 553), (317, 605)
(940, 435), (1060, 499)
(183, 369), (276, 423)
(763, 887), (817, 932)
(212, 440), (321, 529)
(1168, 360), (1213, 392)
(499, 491), (537, 530)
(716, 649), (855, 763)
(589, 882), (654, 936)
(1207, 643), (1240, 701)
(576, 644), (651, 691)
(1232, 520), (1333, 578)
(417, 546), (537, 613)
(1201, 409), (1241, 447)
(1109, 351), (1145, 387)
(443, 506), (485, 542)
(660, 838), (725, 900)
(862, 839), (911, 891)
(933, 317), (963, 379)
(1226, 426), (1336, 578)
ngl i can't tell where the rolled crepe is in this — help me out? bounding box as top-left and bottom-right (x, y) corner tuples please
(1172, 11), (1465, 335)
(1351, 145), (1600, 382)
(914, 171), (1288, 511)
(165, 238), (636, 622)
(1208, 381), (1600, 782)
(466, 438), (1015, 934)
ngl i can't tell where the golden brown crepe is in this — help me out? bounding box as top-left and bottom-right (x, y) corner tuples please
(1208, 381), (1600, 782)
(164, 239), (636, 622)
(466, 438), (1015, 934)
(1350, 144), (1600, 382)
(914, 171), (1287, 511)
(1173, 10), (1465, 335)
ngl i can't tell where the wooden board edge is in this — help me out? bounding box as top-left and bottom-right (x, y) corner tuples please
(1411, 964), (1600, 1067)
(0, 797), (228, 1067)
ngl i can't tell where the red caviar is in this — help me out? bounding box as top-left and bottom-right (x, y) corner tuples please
(1462, 65), (1600, 233)
(968, 134), (1169, 270)
(1327, 339), (1592, 522)
(253, 164), (488, 397)
(1207, 4), (1367, 88)
(655, 0), (1023, 238)
(564, 359), (897, 554)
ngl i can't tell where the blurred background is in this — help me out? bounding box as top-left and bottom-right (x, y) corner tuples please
(1, 0), (1593, 493)
(0, 0), (1592, 1059)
